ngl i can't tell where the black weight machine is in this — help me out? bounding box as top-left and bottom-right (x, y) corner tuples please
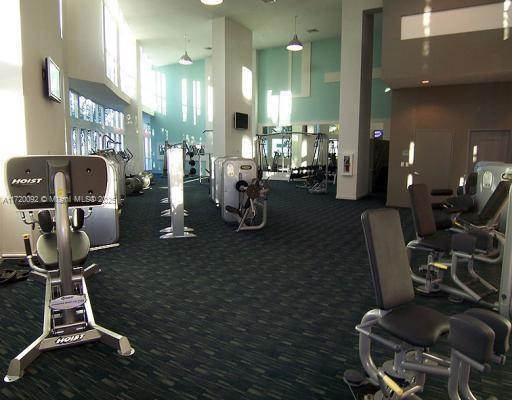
(4, 155), (134, 382)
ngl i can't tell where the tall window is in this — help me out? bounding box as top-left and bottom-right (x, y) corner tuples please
(59, 0), (63, 39)
(70, 90), (125, 156)
(207, 78), (213, 123)
(181, 79), (188, 122)
(143, 120), (152, 170)
(119, 19), (136, 98)
(69, 91), (79, 118)
(155, 71), (166, 115)
(71, 128), (79, 155)
(192, 80), (201, 126)
(141, 49), (156, 110)
(104, 1), (119, 86)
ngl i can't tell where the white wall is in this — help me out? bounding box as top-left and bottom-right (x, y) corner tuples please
(123, 42), (144, 175)
(212, 17), (253, 158)
(1, 0), (68, 258)
(65, 0), (105, 85)
(21, 0), (66, 155)
(337, 0), (383, 200)
(1, 0), (147, 258)
(0, 0), (28, 258)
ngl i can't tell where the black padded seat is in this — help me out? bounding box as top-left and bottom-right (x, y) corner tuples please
(379, 303), (450, 348)
(37, 231), (90, 268)
(416, 230), (453, 252)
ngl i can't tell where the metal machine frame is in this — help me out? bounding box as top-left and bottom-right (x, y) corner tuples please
(4, 156), (134, 382)
(355, 309), (502, 400)
(408, 167), (512, 311)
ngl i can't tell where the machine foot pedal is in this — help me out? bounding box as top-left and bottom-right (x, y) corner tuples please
(343, 370), (378, 400)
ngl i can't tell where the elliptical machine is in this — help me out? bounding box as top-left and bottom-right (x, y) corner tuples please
(4, 155), (134, 382)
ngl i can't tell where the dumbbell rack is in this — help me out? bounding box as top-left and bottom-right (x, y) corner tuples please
(160, 147), (196, 239)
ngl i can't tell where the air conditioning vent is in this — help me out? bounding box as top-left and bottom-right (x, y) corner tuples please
(307, 28), (319, 33)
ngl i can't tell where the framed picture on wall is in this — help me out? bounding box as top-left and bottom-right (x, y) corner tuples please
(44, 57), (62, 103)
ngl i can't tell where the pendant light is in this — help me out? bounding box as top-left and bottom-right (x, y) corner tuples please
(179, 35), (193, 65)
(201, 0), (223, 5)
(286, 16), (303, 52)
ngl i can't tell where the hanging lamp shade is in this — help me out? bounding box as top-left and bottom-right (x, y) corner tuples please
(179, 51), (193, 65)
(286, 16), (303, 52)
(286, 34), (303, 51)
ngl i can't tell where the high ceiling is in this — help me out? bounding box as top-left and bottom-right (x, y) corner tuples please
(118, 0), (342, 66)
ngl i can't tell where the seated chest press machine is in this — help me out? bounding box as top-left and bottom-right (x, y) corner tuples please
(345, 209), (511, 399)
(4, 155), (134, 382)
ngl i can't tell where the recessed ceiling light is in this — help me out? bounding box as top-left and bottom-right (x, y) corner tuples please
(384, 87), (391, 93)
(421, 80), (430, 84)
(261, 0), (277, 3)
(201, 0), (223, 5)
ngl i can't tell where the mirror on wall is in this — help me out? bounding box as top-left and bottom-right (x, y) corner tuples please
(257, 124), (340, 182)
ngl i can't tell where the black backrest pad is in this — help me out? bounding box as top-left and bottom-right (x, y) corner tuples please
(408, 184), (437, 237)
(361, 209), (415, 310)
(479, 180), (512, 223)
(6, 156), (108, 210)
(465, 308), (511, 355)
(449, 314), (494, 364)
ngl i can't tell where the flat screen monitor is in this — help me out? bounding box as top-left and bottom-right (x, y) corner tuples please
(373, 129), (384, 139)
(45, 57), (62, 103)
(234, 112), (249, 130)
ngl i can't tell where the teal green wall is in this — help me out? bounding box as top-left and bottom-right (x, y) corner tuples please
(257, 37), (341, 125)
(257, 14), (391, 126)
(152, 60), (206, 170)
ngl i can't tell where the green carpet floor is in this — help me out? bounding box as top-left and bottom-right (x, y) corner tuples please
(0, 177), (511, 399)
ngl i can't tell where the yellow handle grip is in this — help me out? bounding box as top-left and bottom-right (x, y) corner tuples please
(381, 374), (404, 396)
(430, 262), (449, 270)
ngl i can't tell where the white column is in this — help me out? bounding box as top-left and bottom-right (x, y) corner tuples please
(337, 0), (382, 200)
(124, 41), (145, 175)
(212, 17), (253, 158)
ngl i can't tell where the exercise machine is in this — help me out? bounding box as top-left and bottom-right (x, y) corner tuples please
(85, 147), (122, 247)
(345, 208), (511, 399)
(255, 130), (329, 182)
(212, 156), (237, 206)
(407, 182), (508, 308)
(219, 158), (268, 231)
(4, 155), (134, 382)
